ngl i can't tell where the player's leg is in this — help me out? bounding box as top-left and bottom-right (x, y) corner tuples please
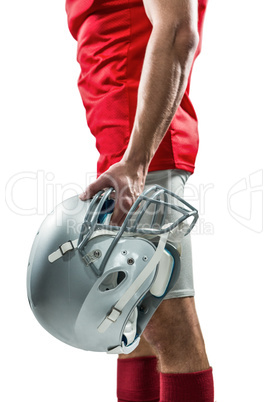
(117, 298), (213, 402)
(143, 297), (214, 402)
(143, 297), (209, 373)
(142, 170), (214, 400)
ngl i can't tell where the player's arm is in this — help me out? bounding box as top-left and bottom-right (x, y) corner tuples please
(81, 0), (199, 225)
(123, 0), (198, 169)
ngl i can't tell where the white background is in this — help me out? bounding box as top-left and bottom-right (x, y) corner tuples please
(1, 1), (267, 401)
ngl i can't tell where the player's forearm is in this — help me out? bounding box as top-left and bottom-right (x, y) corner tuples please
(122, 25), (198, 172)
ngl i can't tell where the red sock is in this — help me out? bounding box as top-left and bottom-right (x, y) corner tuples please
(117, 356), (160, 402)
(160, 368), (214, 402)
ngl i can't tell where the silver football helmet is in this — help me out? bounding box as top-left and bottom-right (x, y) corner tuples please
(27, 185), (198, 354)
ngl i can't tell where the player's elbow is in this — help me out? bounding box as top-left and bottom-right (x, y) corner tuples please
(153, 20), (199, 60)
(173, 24), (199, 57)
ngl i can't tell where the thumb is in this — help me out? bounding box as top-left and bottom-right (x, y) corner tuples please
(79, 174), (110, 201)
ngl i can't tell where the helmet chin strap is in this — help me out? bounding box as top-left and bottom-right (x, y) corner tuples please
(122, 308), (138, 345)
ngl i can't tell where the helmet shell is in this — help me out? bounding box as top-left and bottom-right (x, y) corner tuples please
(26, 183), (197, 354)
(27, 196), (157, 352)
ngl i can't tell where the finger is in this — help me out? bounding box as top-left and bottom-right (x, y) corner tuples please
(109, 210), (126, 227)
(79, 174), (109, 201)
(109, 195), (133, 226)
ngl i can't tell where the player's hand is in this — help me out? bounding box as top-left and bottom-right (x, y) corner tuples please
(80, 160), (147, 226)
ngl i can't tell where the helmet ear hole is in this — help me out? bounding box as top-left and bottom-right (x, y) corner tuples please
(98, 271), (126, 292)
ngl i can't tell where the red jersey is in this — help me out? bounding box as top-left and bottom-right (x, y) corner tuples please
(66, 0), (208, 176)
